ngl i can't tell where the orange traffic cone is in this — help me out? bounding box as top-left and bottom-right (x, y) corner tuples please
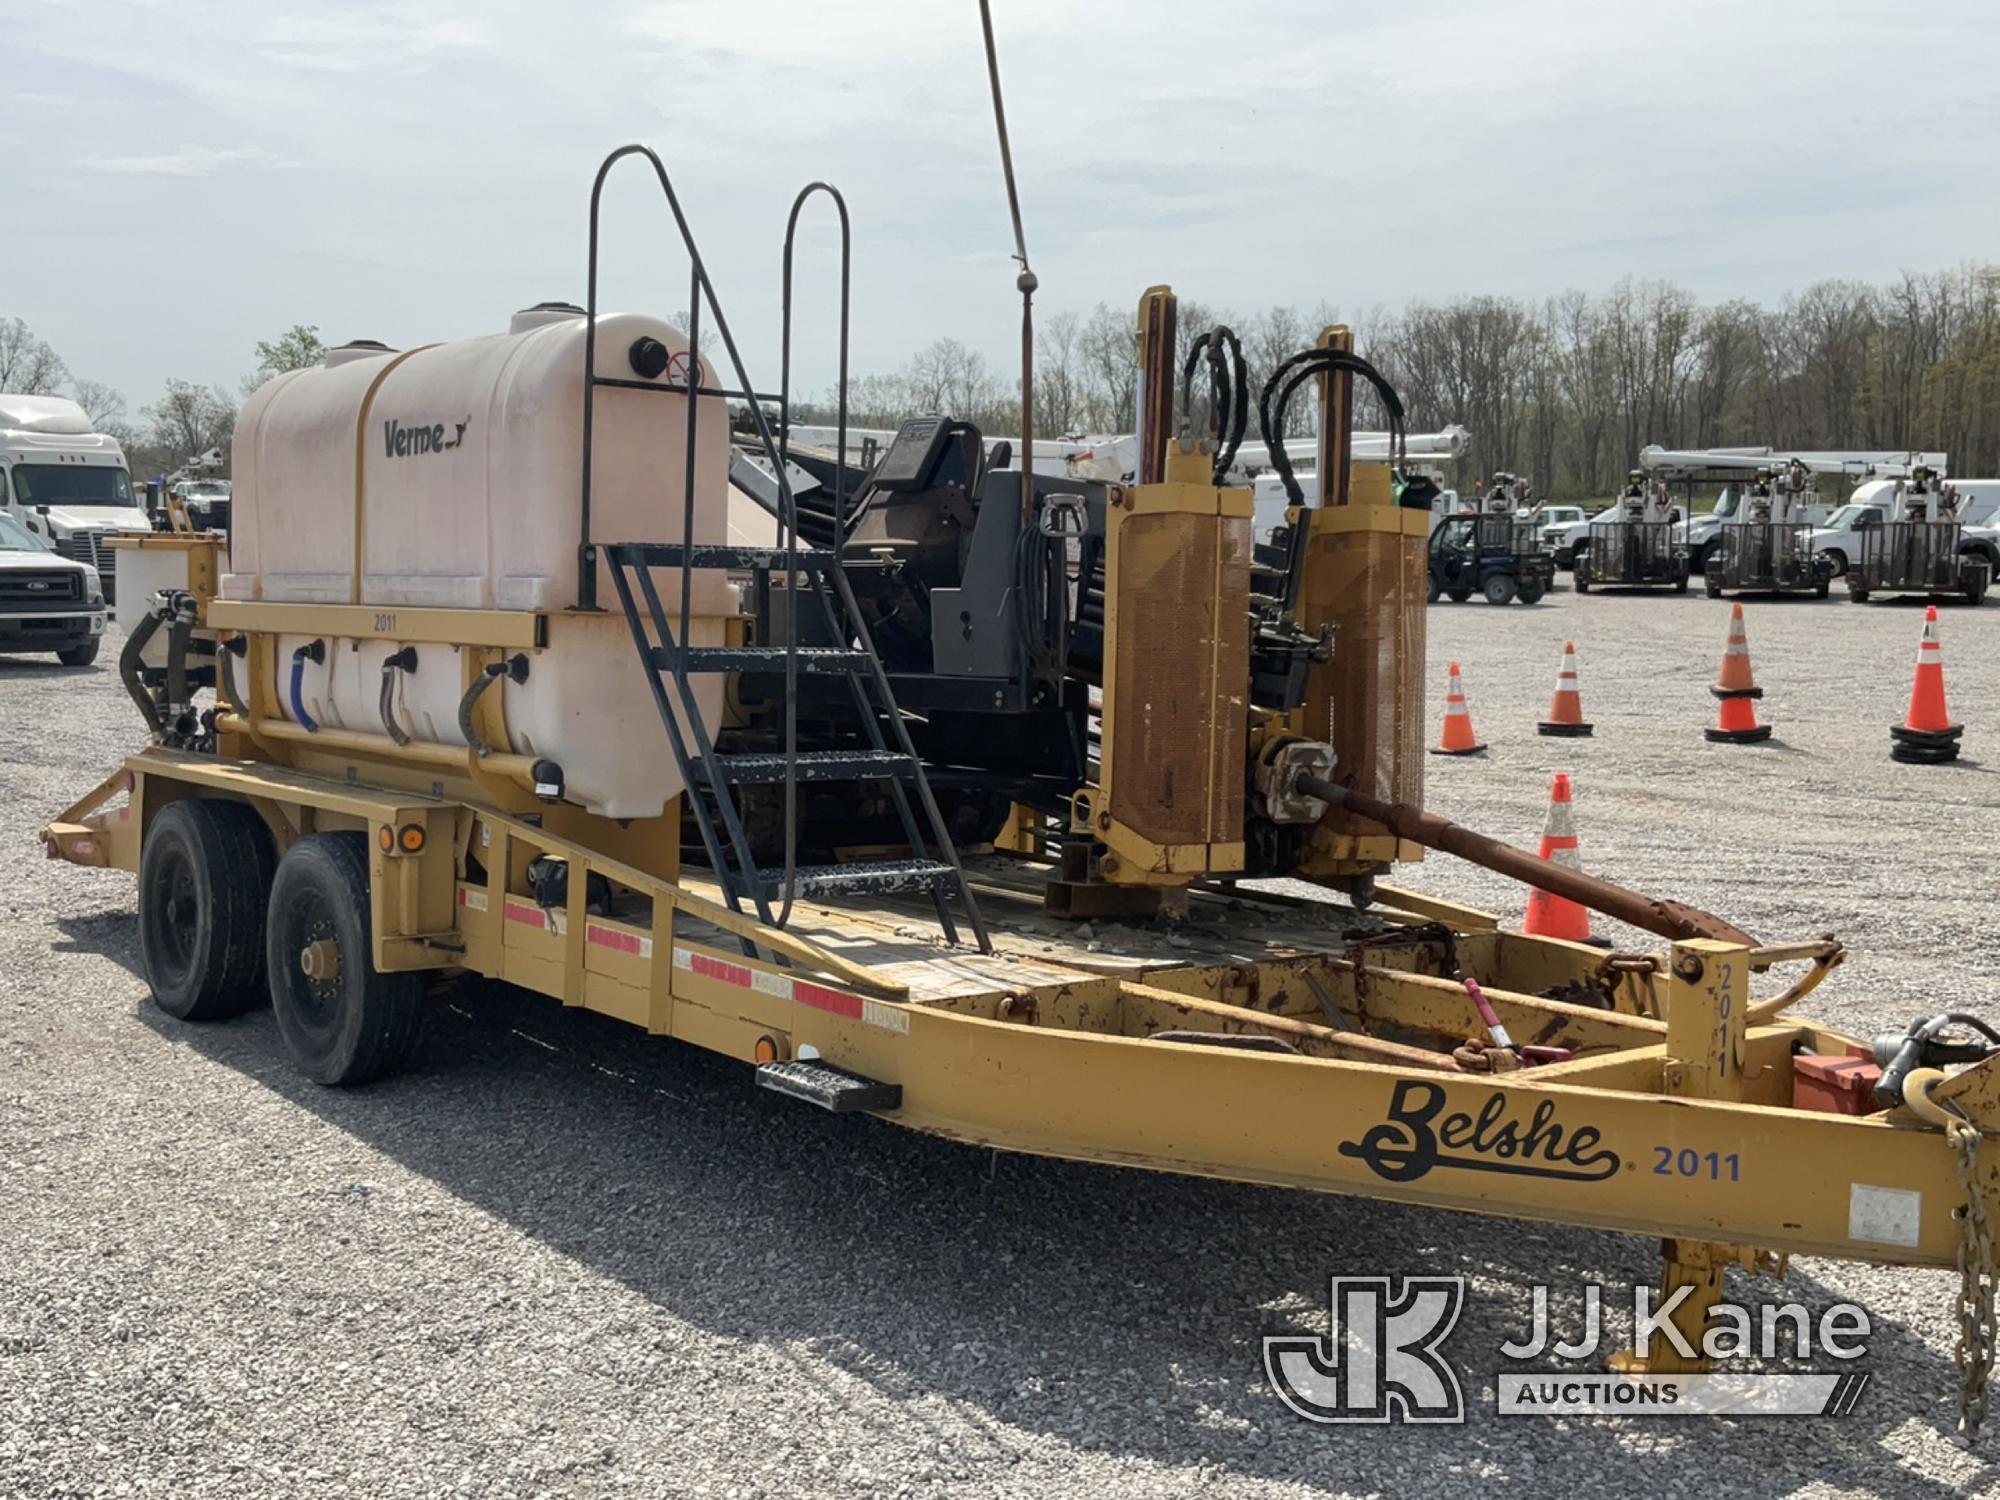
(1431, 660), (1487, 756)
(1537, 641), (1593, 737)
(1523, 772), (1593, 944)
(1891, 605), (1963, 764)
(1705, 602), (1772, 744)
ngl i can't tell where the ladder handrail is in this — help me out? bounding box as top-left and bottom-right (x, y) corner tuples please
(579, 143), (805, 612)
(774, 181), (850, 927)
(579, 145), (991, 954)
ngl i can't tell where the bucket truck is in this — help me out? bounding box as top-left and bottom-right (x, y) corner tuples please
(1572, 471), (1690, 592)
(1843, 466), (1993, 604)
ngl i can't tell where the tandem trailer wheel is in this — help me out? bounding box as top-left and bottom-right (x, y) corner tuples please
(266, 832), (426, 1087)
(139, 798), (278, 1022)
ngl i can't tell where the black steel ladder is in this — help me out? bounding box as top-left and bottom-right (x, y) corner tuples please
(578, 147), (990, 954)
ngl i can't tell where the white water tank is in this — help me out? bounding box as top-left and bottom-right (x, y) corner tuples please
(227, 307), (738, 819)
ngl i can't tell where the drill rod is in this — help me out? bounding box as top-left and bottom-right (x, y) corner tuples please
(1294, 774), (1757, 948)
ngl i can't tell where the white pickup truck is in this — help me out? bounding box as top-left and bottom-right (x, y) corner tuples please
(1960, 522), (2000, 581)
(0, 509), (106, 664)
(1531, 506), (1596, 566)
(1, 394), (148, 602)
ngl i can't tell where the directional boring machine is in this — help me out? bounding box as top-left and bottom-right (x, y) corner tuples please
(43, 147), (2000, 1436)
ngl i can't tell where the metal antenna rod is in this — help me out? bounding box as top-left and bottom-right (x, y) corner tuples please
(978, 0), (1037, 523)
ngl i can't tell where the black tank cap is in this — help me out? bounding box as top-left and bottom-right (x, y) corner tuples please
(628, 336), (671, 380)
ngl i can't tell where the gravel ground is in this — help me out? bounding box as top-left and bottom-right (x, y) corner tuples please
(3, 592), (1998, 1499)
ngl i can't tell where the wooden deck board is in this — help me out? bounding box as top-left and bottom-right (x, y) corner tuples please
(669, 856), (1386, 1002)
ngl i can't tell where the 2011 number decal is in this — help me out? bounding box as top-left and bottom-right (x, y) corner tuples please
(1653, 1146), (1740, 1181)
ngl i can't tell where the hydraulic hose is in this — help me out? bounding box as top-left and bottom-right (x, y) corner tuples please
(378, 646), (418, 747)
(288, 642), (324, 733)
(1261, 346), (1412, 624)
(1874, 1012), (2000, 1109)
(1259, 347), (1408, 505)
(216, 639), (243, 715)
(117, 611), (164, 736)
(457, 654), (528, 758)
(164, 604), (191, 718)
(1179, 326), (1249, 483)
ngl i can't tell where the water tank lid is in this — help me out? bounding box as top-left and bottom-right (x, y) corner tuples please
(509, 301), (586, 335)
(323, 339), (398, 368)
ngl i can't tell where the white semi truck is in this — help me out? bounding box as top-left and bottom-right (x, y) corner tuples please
(0, 394), (148, 602)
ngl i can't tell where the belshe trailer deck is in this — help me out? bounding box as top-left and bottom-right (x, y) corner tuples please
(43, 146), (2000, 1439)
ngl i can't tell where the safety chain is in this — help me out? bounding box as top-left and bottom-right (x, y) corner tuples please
(1944, 1102), (1996, 1444)
(1596, 952), (1662, 1017)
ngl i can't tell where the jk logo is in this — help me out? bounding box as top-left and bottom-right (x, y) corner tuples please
(1264, 1277), (1465, 1424)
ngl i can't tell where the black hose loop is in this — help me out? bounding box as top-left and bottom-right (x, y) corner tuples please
(1259, 348), (1408, 506)
(1178, 326), (1249, 484)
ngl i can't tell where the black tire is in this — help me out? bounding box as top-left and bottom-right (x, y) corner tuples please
(266, 832), (425, 1086)
(1446, 588), (1474, 603)
(1694, 541), (1718, 576)
(56, 640), (100, 667)
(139, 799), (277, 1021)
(1517, 579), (1546, 605)
(1822, 548), (1848, 578)
(1483, 572), (1518, 605)
(1427, 577), (1442, 603)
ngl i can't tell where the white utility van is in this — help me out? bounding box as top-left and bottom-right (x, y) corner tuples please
(0, 394), (148, 601)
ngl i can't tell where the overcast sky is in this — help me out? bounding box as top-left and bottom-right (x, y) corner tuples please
(4, 0), (1997, 414)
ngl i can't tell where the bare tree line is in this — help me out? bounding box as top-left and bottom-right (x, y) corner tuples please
(795, 266), (2000, 497)
(13, 267), (1999, 500)
(0, 319), (327, 480)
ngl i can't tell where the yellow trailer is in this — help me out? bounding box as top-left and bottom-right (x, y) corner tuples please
(43, 733), (2000, 1428)
(44, 147), (2000, 1440)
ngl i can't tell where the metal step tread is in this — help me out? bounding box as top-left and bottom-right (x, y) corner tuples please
(754, 858), (956, 898)
(705, 750), (914, 784)
(610, 541), (836, 571)
(663, 645), (871, 674)
(755, 1058), (903, 1114)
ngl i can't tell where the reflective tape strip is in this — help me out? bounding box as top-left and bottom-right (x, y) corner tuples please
(504, 897), (549, 931)
(478, 892), (906, 1034)
(585, 921), (652, 960)
(672, 945), (909, 1034)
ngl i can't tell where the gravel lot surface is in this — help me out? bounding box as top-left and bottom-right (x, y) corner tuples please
(4, 591), (1998, 1499)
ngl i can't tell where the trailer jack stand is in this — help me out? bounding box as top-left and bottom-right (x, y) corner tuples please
(1609, 1239), (1728, 1375)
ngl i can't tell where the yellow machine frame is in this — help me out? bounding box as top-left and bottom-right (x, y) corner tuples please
(1071, 447), (1252, 884)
